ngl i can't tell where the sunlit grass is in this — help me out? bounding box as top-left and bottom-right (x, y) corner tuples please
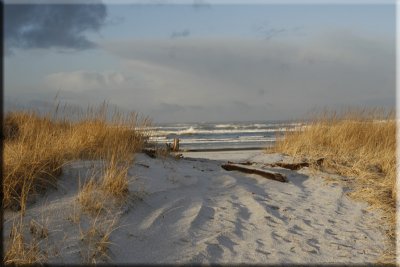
(271, 107), (396, 262)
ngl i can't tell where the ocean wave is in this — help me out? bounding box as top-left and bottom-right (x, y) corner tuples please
(149, 137), (276, 144)
(150, 127), (303, 137)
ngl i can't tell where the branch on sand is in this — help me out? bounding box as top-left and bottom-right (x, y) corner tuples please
(221, 163), (287, 183)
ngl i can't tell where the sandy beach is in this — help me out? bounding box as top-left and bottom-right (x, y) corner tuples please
(3, 150), (389, 264)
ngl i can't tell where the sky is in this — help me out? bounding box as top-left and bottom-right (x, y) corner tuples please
(4, 1), (396, 123)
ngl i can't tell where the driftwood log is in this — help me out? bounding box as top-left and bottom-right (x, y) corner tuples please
(221, 163), (287, 183)
(266, 158), (324, 170)
(172, 138), (180, 152)
(227, 161), (253, 166)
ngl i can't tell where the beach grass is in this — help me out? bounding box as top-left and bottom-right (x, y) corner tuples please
(270, 107), (396, 260)
(4, 218), (47, 265)
(4, 103), (150, 264)
(3, 103), (150, 214)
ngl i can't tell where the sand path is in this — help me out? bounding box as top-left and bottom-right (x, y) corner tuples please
(3, 151), (388, 264)
(111, 151), (386, 264)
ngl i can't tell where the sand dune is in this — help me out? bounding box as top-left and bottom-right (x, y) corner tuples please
(3, 151), (388, 264)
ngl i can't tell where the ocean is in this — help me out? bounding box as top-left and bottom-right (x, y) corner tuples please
(148, 121), (305, 151)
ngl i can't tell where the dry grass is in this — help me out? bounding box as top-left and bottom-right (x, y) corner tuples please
(271, 107), (396, 261)
(77, 178), (107, 216)
(79, 216), (118, 264)
(3, 103), (150, 264)
(4, 218), (47, 265)
(100, 154), (130, 198)
(3, 103), (150, 213)
(77, 151), (132, 215)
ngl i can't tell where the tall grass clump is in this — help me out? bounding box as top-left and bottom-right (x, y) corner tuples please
(271, 107), (396, 257)
(4, 217), (47, 265)
(77, 153), (131, 215)
(3, 102), (151, 213)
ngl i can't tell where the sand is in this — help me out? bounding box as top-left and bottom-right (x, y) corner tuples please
(3, 150), (389, 264)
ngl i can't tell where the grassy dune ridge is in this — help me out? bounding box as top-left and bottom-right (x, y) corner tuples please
(3, 103), (151, 213)
(271, 108), (396, 260)
(4, 103), (151, 264)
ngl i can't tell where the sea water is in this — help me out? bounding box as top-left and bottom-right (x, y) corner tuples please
(148, 121), (305, 151)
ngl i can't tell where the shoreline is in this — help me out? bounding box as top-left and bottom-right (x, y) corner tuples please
(179, 147), (266, 152)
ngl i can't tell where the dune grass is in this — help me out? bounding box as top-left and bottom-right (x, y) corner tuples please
(270, 107), (396, 261)
(77, 155), (131, 215)
(3, 103), (150, 213)
(3, 103), (150, 264)
(4, 218), (48, 265)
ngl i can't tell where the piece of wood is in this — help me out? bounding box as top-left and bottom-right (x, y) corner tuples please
(172, 138), (180, 152)
(227, 161), (253, 166)
(221, 163), (287, 183)
(136, 163), (150, 168)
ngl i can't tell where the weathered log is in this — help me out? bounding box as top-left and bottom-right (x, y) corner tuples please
(221, 163), (287, 183)
(227, 161), (253, 166)
(172, 138), (180, 152)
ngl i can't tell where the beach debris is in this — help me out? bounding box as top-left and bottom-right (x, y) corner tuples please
(227, 161), (254, 166)
(135, 162), (150, 168)
(166, 138), (180, 152)
(266, 158), (324, 170)
(221, 163), (287, 183)
(172, 138), (180, 152)
(174, 153), (183, 159)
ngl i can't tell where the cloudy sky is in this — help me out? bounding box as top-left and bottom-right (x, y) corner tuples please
(4, 1), (395, 123)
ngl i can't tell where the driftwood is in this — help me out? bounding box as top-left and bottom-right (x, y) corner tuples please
(166, 138), (180, 152)
(266, 158), (324, 171)
(172, 138), (180, 152)
(136, 162), (150, 168)
(221, 163), (287, 183)
(227, 161), (253, 166)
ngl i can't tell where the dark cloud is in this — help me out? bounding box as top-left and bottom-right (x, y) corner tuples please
(5, 2), (107, 53)
(170, 29), (190, 39)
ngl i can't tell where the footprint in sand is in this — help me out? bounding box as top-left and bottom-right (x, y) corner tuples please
(306, 238), (320, 252)
(282, 206), (295, 212)
(302, 219), (313, 228)
(192, 205), (215, 226)
(288, 225), (303, 236)
(267, 205), (280, 210)
(272, 231), (282, 240)
(216, 235), (238, 254)
(265, 215), (277, 224)
(328, 219), (336, 224)
(255, 249), (271, 257)
(325, 228), (337, 235)
(205, 243), (224, 261)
